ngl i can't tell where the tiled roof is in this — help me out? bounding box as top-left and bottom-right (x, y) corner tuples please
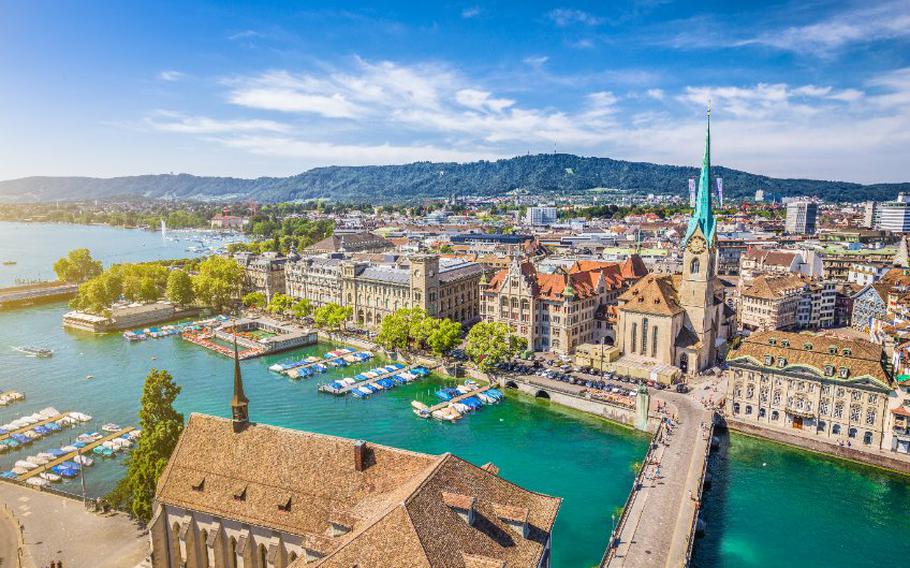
(158, 415), (560, 568)
(620, 254), (649, 279)
(618, 273), (684, 316)
(742, 248), (798, 267)
(741, 274), (807, 300)
(486, 260), (629, 301)
(727, 330), (892, 387)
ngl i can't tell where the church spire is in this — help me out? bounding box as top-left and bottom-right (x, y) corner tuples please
(684, 107), (716, 246)
(231, 332), (249, 432)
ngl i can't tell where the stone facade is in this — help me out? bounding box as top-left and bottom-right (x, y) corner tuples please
(725, 330), (893, 449)
(235, 252), (288, 302)
(738, 274), (835, 332)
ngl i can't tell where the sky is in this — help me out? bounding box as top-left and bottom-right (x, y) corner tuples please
(2, 0), (909, 184)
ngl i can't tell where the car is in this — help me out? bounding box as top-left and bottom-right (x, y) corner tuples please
(675, 383), (690, 393)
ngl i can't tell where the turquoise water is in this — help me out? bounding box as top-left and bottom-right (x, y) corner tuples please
(692, 432), (910, 566)
(0, 302), (646, 568)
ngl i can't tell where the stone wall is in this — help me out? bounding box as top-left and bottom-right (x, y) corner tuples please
(724, 417), (910, 475)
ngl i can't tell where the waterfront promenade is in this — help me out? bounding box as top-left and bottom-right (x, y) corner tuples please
(0, 282), (78, 308)
(0, 482), (147, 568)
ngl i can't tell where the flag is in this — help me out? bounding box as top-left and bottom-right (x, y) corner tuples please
(716, 177), (724, 207)
(688, 178), (696, 207)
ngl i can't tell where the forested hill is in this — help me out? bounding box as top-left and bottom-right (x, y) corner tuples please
(1, 154), (907, 203)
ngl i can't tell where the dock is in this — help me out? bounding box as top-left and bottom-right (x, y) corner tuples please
(425, 385), (493, 414)
(320, 365), (417, 395)
(17, 427), (135, 482)
(0, 391), (25, 408)
(0, 413), (68, 443)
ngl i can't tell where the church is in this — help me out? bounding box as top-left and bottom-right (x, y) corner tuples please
(610, 112), (734, 381)
(149, 340), (561, 567)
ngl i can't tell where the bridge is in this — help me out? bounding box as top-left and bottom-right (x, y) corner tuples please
(497, 373), (714, 567)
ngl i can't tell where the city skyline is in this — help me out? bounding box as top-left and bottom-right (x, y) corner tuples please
(2, 0), (910, 183)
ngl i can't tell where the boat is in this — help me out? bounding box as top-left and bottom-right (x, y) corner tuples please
(85, 375), (94, 380)
(101, 423), (122, 433)
(39, 472), (61, 482)
(11, 346), (53, 358)
(73, 454), (93, 466)
(25, 477), (48, 487)
(411, 401), (430, 418)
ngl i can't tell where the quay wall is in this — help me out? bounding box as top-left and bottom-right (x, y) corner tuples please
(0, 282), (78, 309)
(724, 418), (910, 475)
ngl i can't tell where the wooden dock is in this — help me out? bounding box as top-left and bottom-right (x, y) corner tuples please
(17, 427), (135, 481)
(0, 413), (69, 443)
(320, 365), (415, 395)
(426, 385), (493, 414)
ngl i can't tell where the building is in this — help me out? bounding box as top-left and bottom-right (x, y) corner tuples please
(785, 201), (818, 235)
(479, 256), (646, 355)
(526, 206), (558, 226)
(149, 348), (561, 568)
(284, 253), (484, 328)
(725, 330), (894, 449)
(863, 201), (878, 229)
(210, 214), (246, 231)
(63, 301), (198, 333)
(306, 231), (392, 254)
(875, 193), (910, 233)
(235, 251), (288, 302)
(611, 112), (733, 378)
(739, 248), (822, 285)
(847, 263), (889, 286)
(739, 274), (835, 332)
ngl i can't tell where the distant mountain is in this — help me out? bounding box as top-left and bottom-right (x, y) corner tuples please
(1, 154), (907, 203)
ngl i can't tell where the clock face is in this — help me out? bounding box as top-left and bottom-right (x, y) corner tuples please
(688, 235), (706, 254)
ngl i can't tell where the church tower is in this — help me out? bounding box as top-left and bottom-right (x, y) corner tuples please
(231, 335), (250, 432)
(679, 109), (718, 369)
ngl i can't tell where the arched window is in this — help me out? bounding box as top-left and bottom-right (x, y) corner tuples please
(228, 537), (238, 568)
(641, 318), (649, 356)
(259, 543), (268, 568)
(200, 529), (209, 568)
(863, 431), (873, 445)
(832, 424), (841, 435)
(651, 327), (658, 358)
(631, 322), (638, 353)
(690, 258), (700, 275)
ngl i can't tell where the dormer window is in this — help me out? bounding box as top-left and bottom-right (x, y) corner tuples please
(191, 477), (205, 492)
(777, 357), (787, 368)
(493, 503), (531, 539)
(233, 486), (247, 501)
(442, 491), (477, 526)
(842, 348), (852, 356)
(840, 367), (850, 378)
(781, 340), (790, 347)
(829, 346), (838, 355)
(769, 338), (777, 346)
(765, 355), (774, 366)
(804, 343), (813, 350)
(278, 497), (292, 512)
(825, 365), (835, 376)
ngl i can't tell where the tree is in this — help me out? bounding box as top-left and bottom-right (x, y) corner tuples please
(107, 369), (184, 522)
(267, 293), (295, 315)
(242, 291), (266, 309)
(165, 269), (194, 306)
(376, 308), (429, 351)
(313, 303), (352, 333)
(53, 248), (102, 283)
(192, 256), (244, 312)
(465, 321), (527, 372)
(427, 318), (462, 356)
(291, 299), (313, 319)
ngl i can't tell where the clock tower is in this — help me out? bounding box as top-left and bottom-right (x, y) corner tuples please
(679, 109), (718, 369)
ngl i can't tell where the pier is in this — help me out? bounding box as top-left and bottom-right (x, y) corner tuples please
(16, 427), (135, 482)
(425, 384), (493, 414)
(0, 412), (69, 443)
(320, 364), (417, 395)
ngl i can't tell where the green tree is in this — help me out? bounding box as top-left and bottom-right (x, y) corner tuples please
(267, 293), (295, 315)
(376, 307), (428, 351)
(165, 269), (194, 306)
(242, 291), (266, 309)
(192, 256), (244, 312)
(291, 299), (313, 319)
(426, 318), (462, 356)
(53, 248), (102, 283)
(313, 303), (351, 333)
(107, 369), (184, 522)
(464, 321), (527, 372)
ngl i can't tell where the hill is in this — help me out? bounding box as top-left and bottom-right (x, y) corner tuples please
(1, 154), (906, 203)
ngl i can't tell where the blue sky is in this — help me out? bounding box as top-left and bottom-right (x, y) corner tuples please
(2, 0), (909, 183)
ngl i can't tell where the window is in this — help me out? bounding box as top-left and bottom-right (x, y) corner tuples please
(825, 365), (834, 376)
(746, 384), (755, 398)
(868, 393), (877, 404)
(772, 390), (781, 406)
(851, 391), (862, 401)
(690, 258), (700, 275)
(850, 405), (861, 421)
(259, 544), (267, 568)
(778, 357), (787, 368)
(818, 420), (826, 431)
(631, 322), (637, 353)
(733, 403), (740, 414)
(759, 408), (766, 418)
(848, 427), (858, 439)
(651, 326), (658, 358)
(820, 399), (830, 415)
(641, 318), (649, 356)
(804, 342), (813, 350)
(834, 402), (844, 419)
(863, 431), (873, 445)
(781, 340), (790, 347)
(769, 338), (777, 346)
(832, 424), (841, 435)
(229, 537), (238, 568)
(771, 410), (780, 421)
(829, 345), (838, 354)
(200, 530), (210, 568)
(765, 355), (774, 365)
(840, 367), (850, 378)
(745, 405), (753, 415)
(760, 387), (769, 402)
(843, 348), (852, 356)
(866, 408), (876, 425)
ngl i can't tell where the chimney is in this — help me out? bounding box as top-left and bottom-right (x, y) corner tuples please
(442, 492), (476, 526)
(353, 440), (368, 472)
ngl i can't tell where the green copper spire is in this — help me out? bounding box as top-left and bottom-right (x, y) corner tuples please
(684, 108), (716, 246)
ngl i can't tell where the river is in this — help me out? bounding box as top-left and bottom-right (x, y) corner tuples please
(0, 222), (909, 567)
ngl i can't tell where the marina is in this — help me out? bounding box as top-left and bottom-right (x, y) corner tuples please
(15, 427), (137, 484)
(268, 347), (370, 377)
(415, 382), (505, 421)
(318, 363), (428, 395)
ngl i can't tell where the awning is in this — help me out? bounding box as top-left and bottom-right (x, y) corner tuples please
(897, 374), (910, 383)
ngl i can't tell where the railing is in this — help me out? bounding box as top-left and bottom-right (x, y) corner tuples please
(684, 415), (716, 565)
(599, 421), (665, 566)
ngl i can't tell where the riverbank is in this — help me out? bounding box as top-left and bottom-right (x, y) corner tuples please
(0, 281), (77, 310)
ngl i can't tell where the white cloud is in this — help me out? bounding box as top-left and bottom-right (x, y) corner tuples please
(461, 6), (482, 19)
(646, 88), (665, 100)
(737, 1), (910, 56)
(455, 89), (515, 113)
(547, 8), (603, 27)
(145, 111), (288, 134)
(523, 55), (549, 67)
(157, 70), (187, 82)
